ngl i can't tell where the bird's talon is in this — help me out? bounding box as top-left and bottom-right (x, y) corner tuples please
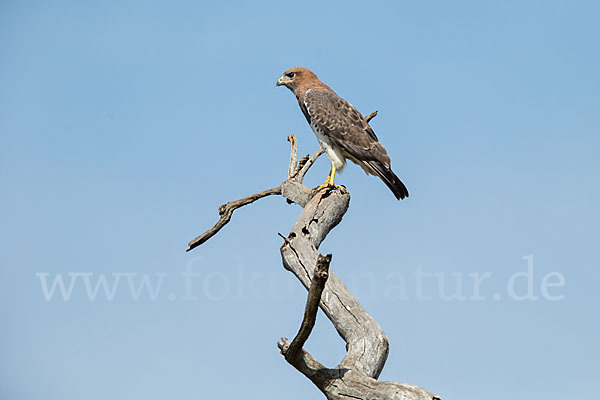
(312, 183), (342, 195)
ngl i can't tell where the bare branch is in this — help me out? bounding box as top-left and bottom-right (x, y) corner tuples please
(187, 134), (325, 251)
(297, 147), (325, 183)
(186, 186), (281, 252)
(277, 337), (331, 387)
(296, 153), (310, 173)
(282, 253), (331, 363)
(365, 110), (378, 123)
(288, 134), (298, 179)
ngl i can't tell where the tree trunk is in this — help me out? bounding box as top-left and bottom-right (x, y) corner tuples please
(187, 134), (440, 400)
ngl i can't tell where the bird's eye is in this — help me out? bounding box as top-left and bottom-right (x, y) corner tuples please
(285, 72), (295, 78)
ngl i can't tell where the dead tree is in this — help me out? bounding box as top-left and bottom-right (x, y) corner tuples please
(187, 117), (441, 400)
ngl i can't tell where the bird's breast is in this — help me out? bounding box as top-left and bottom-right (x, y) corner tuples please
(309, 120), (346, 170)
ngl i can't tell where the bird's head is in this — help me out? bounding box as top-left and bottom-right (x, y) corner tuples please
(276, 67), (317, 91)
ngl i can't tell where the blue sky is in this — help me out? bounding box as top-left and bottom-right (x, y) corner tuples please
(1, 1), (598, 399)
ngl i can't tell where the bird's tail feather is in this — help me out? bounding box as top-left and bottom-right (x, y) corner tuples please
(367, 161), (409, 200)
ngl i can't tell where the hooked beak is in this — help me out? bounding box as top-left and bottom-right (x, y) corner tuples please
(276, 75), (290, 87)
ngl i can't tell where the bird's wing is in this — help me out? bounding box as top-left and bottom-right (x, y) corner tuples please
(302, 88), (409, 200)
(302, 88), (390, 166)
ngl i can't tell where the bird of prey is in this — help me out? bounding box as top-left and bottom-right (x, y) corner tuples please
(277, 67), (409, 200)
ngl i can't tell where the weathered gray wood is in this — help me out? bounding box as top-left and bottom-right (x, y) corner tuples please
(281, 253), (331, 364)
(187, 133), (440, 400)
(278, 187), (440, 400)
(186, 185), (282, 251)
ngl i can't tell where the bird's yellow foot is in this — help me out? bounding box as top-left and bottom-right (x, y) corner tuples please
(311, 165), (342, 194)
(312, 183), (341, 193)
(312, 178), (342, 194)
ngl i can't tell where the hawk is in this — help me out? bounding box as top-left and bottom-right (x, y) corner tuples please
(277, 67), (409, 200)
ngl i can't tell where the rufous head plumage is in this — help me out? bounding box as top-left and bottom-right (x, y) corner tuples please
(276, 67), (322, 93)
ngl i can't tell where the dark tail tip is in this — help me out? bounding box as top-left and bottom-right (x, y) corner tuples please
(392, 178), (409, 200)
(369, 161), (409, 200)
